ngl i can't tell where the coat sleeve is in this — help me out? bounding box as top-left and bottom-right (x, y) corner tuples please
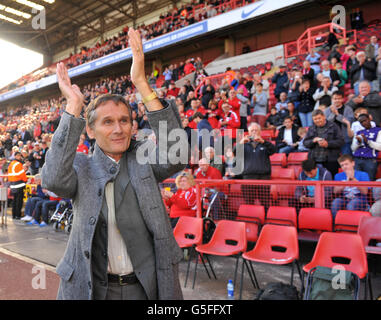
(41, 111), (85, 199)
(145, 99), (191, 182)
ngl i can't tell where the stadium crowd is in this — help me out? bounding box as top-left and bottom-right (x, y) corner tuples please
(0, 0), (254, 94)
(1, 26), (380, 226)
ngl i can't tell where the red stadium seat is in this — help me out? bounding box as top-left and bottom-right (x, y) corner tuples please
(270, 153), (287, 168)
(334, 210), (372, 233)
(265, 206), (297, 227)
(193, 220), (247, 289)
(236, 205), (266, 242)
(357, 216), (381, 255)
(240, 224), (302, 298)
(298, 208), (333, 242)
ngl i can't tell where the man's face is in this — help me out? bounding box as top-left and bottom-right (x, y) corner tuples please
(199, 160), (209, 173)
(229, 90), (236, 99)
(359, 82), (371, 97)
(284, 119), (293, 129)
(313, 114), (326, 127)
(322, 78), (331, 87)
(339, 159), (355, 173)
(280, 92), (286, 101)
(332, 94), (343, 107)
(191, 100), (198, 110)
(222, 104), (231, 114)
(358, 116), (372, 130)
(357, 53), (366, 64)
(248, 125), (260, 137)
(305, 168), (318, 178)
(86, 101), (132, 161)
(322, 61), (330, 71)
(371, 36), (377, 44)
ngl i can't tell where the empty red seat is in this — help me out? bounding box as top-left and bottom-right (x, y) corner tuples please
(334, 210), (372, 233)
(270, 153), (287, 168)
(236, 205), (266, 242)
(287, 152), (308, 165)
(298, 208), (333, 242)
(265, 206), (297, 227)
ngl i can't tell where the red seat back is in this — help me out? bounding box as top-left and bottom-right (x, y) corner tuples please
(236, 205), (266, 242)
(298, 208), (333, 232)
(173, 216), (203, 248)
(358, 216), (381, 254)
(251, 224), (299, 262)
(334, 210), (372, 233)
(287, 152), (308, 164)
(270, 153), (287, 168)
(266, 206), (297, 227)
(206, 220), (247, 253)
(303, 232), (368, 279)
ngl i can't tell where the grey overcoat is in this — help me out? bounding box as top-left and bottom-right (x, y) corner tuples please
(41, 100), (189, 300)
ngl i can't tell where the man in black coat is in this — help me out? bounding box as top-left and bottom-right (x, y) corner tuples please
(276, 116), (300, 154)
(303, 109), (344, 177)
(349, 51), (377, 94)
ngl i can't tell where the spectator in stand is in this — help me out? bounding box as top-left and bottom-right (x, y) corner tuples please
(167, 82), (180, 98)
(184, 90), (196, 110)
(306, 48), (321, 75)
(328, 44), (342, 63)
(163, 66), (173, 88)
(192, 112), (214, 149)
(284, 101), (301, 127)
(182, 117), (192, 146)
(346, 80), (381, 126)
(236, 87), (250, 132)
(275, 116), (300, 154)
(218, 102), (240, 145)
(298, 78), (315, 127)
(251, 83), (268, 129)
(320, 60), (341, 87)
(250, 73), (270, 98)
(184, 59), (196, 75)
(350, 51), (377, 95)
(347, 107), (376, 139)
(302, 60), (315, 87)
(204, 146), (224, 176)
(313, 76), (338, 110)
(185, 99), (206, 129)
(28, 142), (45, 175)
(76, 133), (89, 154)
(238, 122), (276, 211)
(345, 45), (358, 74)
(227, 89), (241, 115)
(275, 92), (288, 112)
(324, 91), (355, 155)
(285, 68), (301, 107)
(370, 179), (381, 216)
(291, 159), (332, 212)
(335, 61), (348, 88)
(265, 107), (282, 130)
(377, 47), (381, 91)
(195, 158), (222, 180)
(271, 65), (288, 99)
(162, 172), (197, 228)
(331, 154), (370, 218)
(351, 113), (381, 181)
(201, 79), (215, 109)
(206, 100), (223, 129)
(297, 127), (309, 152)
(303, 109), (344, 177)
(365, 36), (379, 60)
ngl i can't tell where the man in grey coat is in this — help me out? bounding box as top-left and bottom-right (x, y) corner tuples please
(41, 29), (189, 300)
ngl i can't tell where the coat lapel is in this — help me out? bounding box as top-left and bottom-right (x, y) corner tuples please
(114, 152), (131, 212)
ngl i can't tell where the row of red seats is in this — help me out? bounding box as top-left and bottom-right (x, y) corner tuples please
(174, 214), (380, 298)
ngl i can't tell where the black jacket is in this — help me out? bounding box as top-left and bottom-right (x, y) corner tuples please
(303, 120), (344, 162)
(350, 59), (377, 85)
(276, 125), (300, 150)
(241, 140), (276, 176)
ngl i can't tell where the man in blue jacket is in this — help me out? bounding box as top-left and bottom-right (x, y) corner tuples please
(271, 66), (289, 99)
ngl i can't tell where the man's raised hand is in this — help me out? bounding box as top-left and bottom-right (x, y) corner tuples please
(56, 62), (84, 117)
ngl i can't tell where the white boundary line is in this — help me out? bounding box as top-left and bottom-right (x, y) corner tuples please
(0, 247), (57, 273)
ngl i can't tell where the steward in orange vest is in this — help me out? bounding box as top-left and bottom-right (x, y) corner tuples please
(8, 152), (28, 219)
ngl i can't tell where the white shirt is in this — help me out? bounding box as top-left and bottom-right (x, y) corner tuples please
(105, 156), (134, 275)
(283, 128), (293, 145)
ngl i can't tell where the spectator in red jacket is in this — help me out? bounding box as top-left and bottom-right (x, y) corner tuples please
(185, 99), (207, 129)
(184, 59), (196, 75)
(162, 172), (197, 227)
(227, 89), (241, 114)
(218, 102), (240, 141)
(195, 158), (223, 180)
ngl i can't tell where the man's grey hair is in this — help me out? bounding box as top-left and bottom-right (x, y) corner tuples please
(248, 122), (261, 132)
(85, 94), (133, 128)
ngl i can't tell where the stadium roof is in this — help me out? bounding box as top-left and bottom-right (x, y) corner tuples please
(0, 0), (176, 57)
